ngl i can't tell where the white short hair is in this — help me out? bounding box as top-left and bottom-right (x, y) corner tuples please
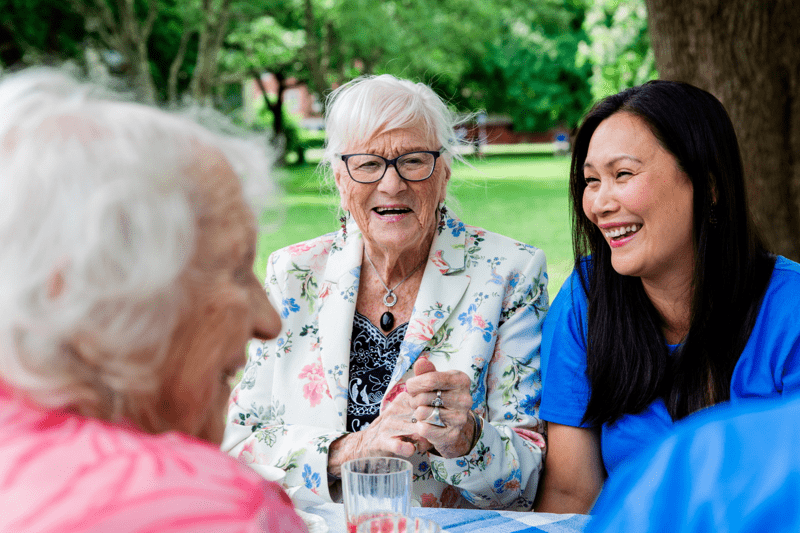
(320, 75), (465, 184)
(0, 68), (274, 414)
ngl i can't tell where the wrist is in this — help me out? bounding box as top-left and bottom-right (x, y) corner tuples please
(468, 411), (483, 451)
(327, 432), (353, 479)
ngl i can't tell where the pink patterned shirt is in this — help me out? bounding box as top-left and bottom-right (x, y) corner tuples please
(0, 382), (308, 533)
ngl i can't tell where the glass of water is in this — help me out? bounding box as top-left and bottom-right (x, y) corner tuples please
(342, 457), (412, 533)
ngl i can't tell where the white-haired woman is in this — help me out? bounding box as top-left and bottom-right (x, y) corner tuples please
(0, 69), (308, 532)
(224, 75), (549, 510)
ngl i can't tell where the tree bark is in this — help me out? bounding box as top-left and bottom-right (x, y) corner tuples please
(70, 0), (157, 102)
(303, 0), (329, 101)
(645, 0), (800, 260)
(190, 0), (232, 104)
(167, 28), (194, 106)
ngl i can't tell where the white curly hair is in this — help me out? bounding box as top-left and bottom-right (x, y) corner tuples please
(0, 68), (274, 420)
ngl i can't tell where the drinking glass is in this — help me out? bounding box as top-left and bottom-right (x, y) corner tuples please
(342, 457), (412, 533)
(356, 515), (442, 533)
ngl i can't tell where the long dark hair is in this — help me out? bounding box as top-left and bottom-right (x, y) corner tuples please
(570, 80), (775, 424)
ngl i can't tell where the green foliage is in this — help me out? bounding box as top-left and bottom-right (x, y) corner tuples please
(577, 0), (658, 100)
(3, 0), (658, 142)
(221, 14), (305, 78)
(0, 0), (85, 66)
(459, 0), (593, 131)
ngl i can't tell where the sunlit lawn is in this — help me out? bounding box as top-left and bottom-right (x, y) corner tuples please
(256, 153), (574, 297)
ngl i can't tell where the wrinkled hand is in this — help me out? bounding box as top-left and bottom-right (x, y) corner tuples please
(405, 358), (476, 459)
(327, 388), (432, 478)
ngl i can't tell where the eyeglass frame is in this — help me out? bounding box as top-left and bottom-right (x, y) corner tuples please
(338, 150), (442, 184)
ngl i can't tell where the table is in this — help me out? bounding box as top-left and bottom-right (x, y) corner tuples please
(304, 503), (591, 533)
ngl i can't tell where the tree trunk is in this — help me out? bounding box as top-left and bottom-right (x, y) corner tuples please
(645, 0), (800, 260)
(303, 0), (328, 99)
(190, 0), (231, 104)
(167, 28), (194, 106)
(254, 71), (289, 165)
(70, 0), (157, 102)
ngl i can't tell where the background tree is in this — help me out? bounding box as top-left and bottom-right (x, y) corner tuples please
(646, 0), (800, 261)
(68, 0), (159, 102)
(0, 0), (85, 66)
(222, 14), (306, 160)
(459, 0), (593, 132)
(578, 0), (656, 101)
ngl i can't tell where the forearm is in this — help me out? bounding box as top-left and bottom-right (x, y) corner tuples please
(535, 470), (602, 514)
(327, 431), (360, 479)
(534, 423), (604, 514)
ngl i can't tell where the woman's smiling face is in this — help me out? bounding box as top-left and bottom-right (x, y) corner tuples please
(334, 126), (449, 255)
(582, 112), (695, 288)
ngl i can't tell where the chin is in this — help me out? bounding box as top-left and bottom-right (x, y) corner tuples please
(610, 257), (642, 278)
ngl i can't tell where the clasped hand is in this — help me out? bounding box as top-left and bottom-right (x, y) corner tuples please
(329, 358), (476, 473)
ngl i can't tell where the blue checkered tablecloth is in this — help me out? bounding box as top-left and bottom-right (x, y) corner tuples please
(304, 503), (591, 533)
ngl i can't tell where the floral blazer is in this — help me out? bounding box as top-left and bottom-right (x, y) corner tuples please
(222, 212), (549, 511)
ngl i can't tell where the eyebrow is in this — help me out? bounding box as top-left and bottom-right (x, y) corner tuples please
(583, 154), (642, 170)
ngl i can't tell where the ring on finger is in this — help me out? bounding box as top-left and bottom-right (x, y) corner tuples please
(431, 389), (444, 408)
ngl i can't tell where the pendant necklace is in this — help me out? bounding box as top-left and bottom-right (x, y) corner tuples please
(364, 248), (426, 332)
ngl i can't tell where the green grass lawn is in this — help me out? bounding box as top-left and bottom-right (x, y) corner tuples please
(256, 153), (575, 298)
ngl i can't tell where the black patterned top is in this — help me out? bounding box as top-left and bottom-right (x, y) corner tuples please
(346, 312), (408, 433)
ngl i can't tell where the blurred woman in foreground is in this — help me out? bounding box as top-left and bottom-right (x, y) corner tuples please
(0, 68), (307, 532)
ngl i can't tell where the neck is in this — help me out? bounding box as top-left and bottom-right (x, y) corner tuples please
(641, 273), (693, 345)
(363, 238), (433, 287)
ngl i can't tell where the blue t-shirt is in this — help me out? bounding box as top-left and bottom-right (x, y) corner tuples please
(588, 394), (800, 532)
(540, 255), (800, 475)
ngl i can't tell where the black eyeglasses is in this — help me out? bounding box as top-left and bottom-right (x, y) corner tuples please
(339, 150), (441, 184)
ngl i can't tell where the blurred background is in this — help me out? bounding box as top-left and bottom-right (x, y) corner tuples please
(2, 0), (797, 293)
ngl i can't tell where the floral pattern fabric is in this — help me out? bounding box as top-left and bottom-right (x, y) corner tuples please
(223, 212), (549, 511)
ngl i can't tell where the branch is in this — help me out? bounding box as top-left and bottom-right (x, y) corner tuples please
(142, 0), (159, 41)
(168, 28), (195, 105)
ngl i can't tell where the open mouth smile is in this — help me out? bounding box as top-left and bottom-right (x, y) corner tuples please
(374, 206), (412, 216)
(604, 224), (642, 241)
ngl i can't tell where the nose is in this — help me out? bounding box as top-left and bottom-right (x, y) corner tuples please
(586, 180), (618, 218)
(377, 163), (408, 195)
(250, 281), (281, 340)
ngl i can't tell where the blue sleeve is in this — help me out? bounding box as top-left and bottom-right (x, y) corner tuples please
(539, 268), (592, 428)
(731, 257), (800, 401)
(588, 396), (800, 533)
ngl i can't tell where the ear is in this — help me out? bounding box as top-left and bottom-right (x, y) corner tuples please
(333, 164), (350, 211)
(439, 165), (451, 202)
(709, 172), (718, 204)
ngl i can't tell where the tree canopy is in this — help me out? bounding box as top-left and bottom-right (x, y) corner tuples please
(0, 0), (655, 140)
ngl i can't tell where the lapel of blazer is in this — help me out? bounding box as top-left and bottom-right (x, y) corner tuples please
(386, 213), (471, 392)
(317, 221), (362, 423)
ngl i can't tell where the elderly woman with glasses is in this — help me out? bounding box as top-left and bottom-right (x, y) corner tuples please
(223, 75), (549, 510)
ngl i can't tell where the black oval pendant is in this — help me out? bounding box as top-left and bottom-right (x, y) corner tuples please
(380, 311), (395, 332)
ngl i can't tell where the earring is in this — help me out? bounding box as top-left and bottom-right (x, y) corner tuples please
(340, 212), (348, 238)
(709, 203), (718, 226)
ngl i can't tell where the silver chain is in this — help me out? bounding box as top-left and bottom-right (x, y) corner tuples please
(364, 248), (426, 308)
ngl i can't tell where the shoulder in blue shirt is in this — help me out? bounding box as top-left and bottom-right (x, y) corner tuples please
(540, 256), (800, 475)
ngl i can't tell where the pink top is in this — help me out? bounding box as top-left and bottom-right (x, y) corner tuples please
(0, 383), (308, 533)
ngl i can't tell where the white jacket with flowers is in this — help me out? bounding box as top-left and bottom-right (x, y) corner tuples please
(222, 212), (549, 510)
